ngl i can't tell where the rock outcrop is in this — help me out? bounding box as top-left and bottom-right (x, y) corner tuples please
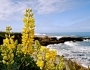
(34, 36), (84, 46)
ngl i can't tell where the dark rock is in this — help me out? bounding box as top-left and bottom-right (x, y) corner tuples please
(34, 36), (84, 46)
(34, 36), (65, 46)
(59, 37), (83, 42)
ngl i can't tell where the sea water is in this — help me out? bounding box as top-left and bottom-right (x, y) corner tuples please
(38, 32), (90, 68)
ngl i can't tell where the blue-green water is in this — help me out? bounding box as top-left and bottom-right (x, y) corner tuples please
(43, 32), (90, 37)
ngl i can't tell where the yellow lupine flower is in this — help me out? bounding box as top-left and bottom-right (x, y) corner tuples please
(2, 60), (7, 64)
(22, 28), (27, 33)
(22, 8), (35, 55)
(24, 12), (28, 17)
(30, 29), (34, 33)
(11, 44), (15, 49)
(3, 38), (9, 44)
(30, 12), (34, 17)
(40, 46), (45, 52)
(27, 47), (33, 54)
(7, 44), (15, 49)
(29, 23), (35, 28)
(29, 18), (35, 22)
(10, 36), (14, 38)
(28, 38), (34, 43)
(45, 53), (51, 61)
(3, 56), (8, 60)
(21, 47), (27, 54)
(37, 54), (43, 60)
(10, 60), (14, 64)
(1, 26), (15, 65)
(24, 23), (29, 27)
(23, 18), (27, 23)
(10, 38), (14, 44)
(11, 53), (14, 58)
(36, 60), (44, 69)
(46, 62), (55, 69)
(29, 8), (32, 12)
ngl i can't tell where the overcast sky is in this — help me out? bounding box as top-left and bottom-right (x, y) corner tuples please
(0, 0), (90, 33)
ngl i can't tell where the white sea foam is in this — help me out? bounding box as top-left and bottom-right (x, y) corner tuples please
(35, 33), (46, 36)
(54, 36), (63, 39)
(48, 36), (63, 40)
(64, 41), (78, 46)
(47, 41), (90, 68)
(84, 39), (90, 42)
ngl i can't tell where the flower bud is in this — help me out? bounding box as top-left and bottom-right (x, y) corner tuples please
(26, 9), (29, 12)
(2, 60), (6, 64)
(3, 56), (8, 60)
(29, 8), (32, 12)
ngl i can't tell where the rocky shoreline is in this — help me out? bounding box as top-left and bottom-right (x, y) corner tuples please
(34, 36), (90, 69)
(34, 35), (89, 46)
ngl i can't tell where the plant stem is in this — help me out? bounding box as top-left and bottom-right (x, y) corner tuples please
(18, 55), (26, 69)
(7, 64), (11, 70)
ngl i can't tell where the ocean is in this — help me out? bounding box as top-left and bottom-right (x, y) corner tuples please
(44, 32), (90, 37)
(36, 32), (90, 68)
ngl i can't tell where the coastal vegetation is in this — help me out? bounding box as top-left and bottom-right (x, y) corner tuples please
(0, 8), (89, 70)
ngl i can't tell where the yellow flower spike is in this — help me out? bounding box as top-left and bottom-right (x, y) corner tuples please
(22, 8), (35, 55)
(1, 26), (15, 67)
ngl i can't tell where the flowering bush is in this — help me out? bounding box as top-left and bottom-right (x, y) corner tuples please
(0, 8), (66, 70)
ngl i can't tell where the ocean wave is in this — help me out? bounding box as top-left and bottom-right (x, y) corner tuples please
(64, 41), (78, 46)
(47, 41), (90, 68)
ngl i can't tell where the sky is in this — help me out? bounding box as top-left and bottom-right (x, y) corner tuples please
(0, 0), (90, 33)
